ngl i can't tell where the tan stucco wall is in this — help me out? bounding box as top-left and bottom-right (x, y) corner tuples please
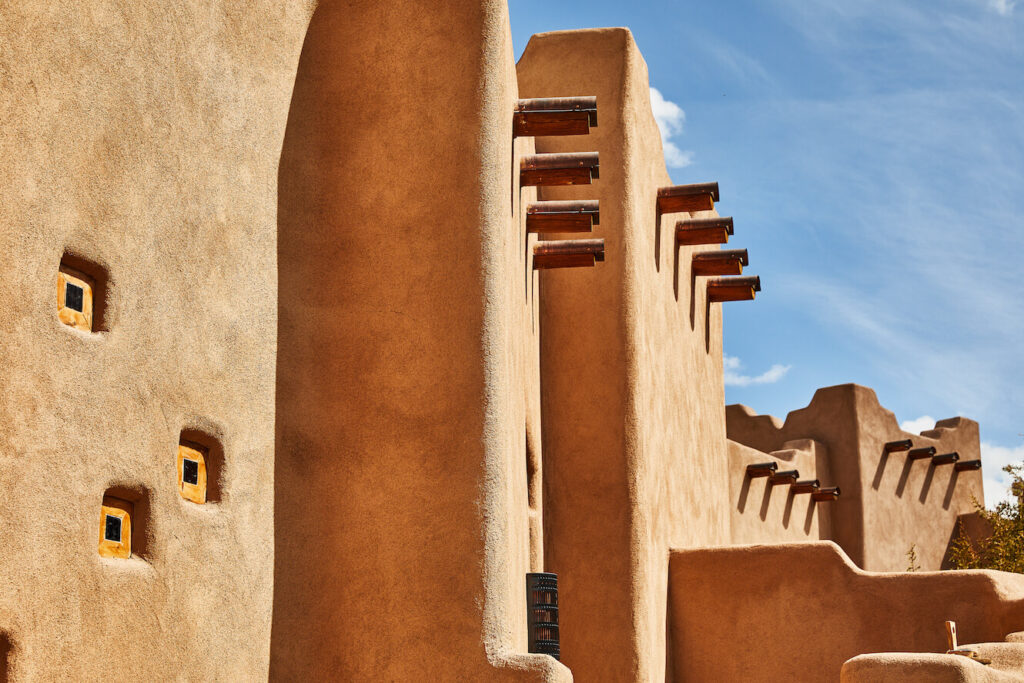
(0, 1), (315, 679)
(670, 542), (1024, 683)
(271, 0), (565, 679)
(727, 384), (984, 570)
(728, 439), (834, 545)
(518, 28), (731, 683)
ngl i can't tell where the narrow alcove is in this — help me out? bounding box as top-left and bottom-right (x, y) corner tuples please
(0, 632), (11, 682)
(178, 430), (223, 504)
(57, 253), (109, 332)
(99, 486), (150, 560)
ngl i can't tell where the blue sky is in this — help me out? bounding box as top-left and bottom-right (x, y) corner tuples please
(509, 0), (1024, 502)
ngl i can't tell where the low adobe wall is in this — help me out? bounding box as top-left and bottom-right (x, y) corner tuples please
(668, 542), (1024, 682)
(842, 647), (1024, 682)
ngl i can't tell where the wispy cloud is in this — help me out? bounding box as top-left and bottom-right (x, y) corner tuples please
(650, 87), (694, 168)
(988, 0), (1016, 16)
(980, 441), (1024, 504)
(724, 356), (792, 387)
(900, 415), (936, 434)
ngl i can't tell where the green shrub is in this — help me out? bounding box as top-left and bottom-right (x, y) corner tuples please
(948, 463), (1024, 573)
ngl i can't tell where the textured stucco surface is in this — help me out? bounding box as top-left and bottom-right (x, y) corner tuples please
(843, 650), (1024, 682)
(0, 1), (314, 679)
(271, 0), (565, 679)
(518, 28), (731, 683)
(727, 384), (984, 570)
(670, 542), (1024, 683)
(728, 438), (834, 544)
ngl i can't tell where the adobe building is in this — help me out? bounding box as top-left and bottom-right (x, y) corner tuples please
(0, 1), (1020, 681)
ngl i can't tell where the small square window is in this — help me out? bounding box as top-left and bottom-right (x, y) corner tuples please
(177, 442), (208, 504)
(57, 268), (93, 331)
(104, 514), (122, 542)
(98, 500), (132, 559)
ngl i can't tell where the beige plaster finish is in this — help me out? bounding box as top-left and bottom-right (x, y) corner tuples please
(669, 542), (1024, 682)
(519, 28), (731, 683)
(272, 1), (564, 679)
(727, 384), (983, 570)
(843, 650), (1024, 682)
(728, 438), (834, 545)
(0, 1), (316, 679)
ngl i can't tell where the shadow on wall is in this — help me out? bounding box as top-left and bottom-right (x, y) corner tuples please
(0, 632), (10, 682)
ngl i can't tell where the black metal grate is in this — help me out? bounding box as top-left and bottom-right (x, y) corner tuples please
(65, 282), (84, 312)
(182, 458), (200, 486)
(104, 514), (122, 542)
(527, 573), (560, 660)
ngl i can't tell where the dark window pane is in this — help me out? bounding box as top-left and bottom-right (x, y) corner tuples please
(65, 283), (84, 312)
(104, 514), (122, 542)
(182, 458), (199, 486)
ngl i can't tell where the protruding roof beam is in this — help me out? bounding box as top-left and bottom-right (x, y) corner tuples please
(746, 462), (778, 478)
(657, 182), (720, 214)
(707, 276), (761, 303)
(933, 452), (960, 466)
(791, 479), (821, 495)
(692, 249), (748, 276)
(768, 470), (799, 486)
(955, 460), (982, 472)
(514, 96), (598, 138)
(533, 239), (605, 270)
(908, 446), (936, 461)
(884, 439), (914, 454)
(526, 200), (600, 234)
(812, 487), (841, 502)
(521, 152), (599, 187)
(676, 217), (734, 246)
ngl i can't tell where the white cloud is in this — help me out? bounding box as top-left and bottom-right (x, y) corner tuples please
(650, 87), (694, 168)
(981, 441), (1024, 505)
(900, 415), (936, 434)
(989, 0), (1016, 16)
(724, 355), (792, 387)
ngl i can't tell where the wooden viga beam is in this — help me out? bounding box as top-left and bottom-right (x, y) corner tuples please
(514, 96), (598, 137)
(791, 479), (820, 495)
(884, 439), (913, 454)
(812, 486), (841, 502)
(526, 200), (599, 234)
(707, 276), (760, 303)
(933, 452), (960, 466)
(692, 249), (748, 276)
(521, 152), (599, 187)
(533, 238), (605, 270)
(768, 470), (799, 486)
(908, 446), (936, 461)
(955, 459), (982, 472)
(657, 182), (720, 214)
(677, 217), (734, 246)
(746, 462), (778, 478)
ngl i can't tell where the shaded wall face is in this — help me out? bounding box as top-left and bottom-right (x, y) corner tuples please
(271, 1), (565, 680)
(0, 1), (314, 679)
(518, 27), (731, 683)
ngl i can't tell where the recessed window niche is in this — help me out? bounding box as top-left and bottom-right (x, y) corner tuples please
(57, 254), (108, 332)
(178, 430), (223, 504)
(98, 487), (149, 560)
